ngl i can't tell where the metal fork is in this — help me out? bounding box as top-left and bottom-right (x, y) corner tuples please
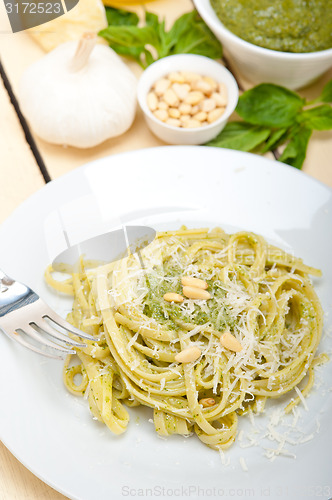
(0, 269), (96, 359)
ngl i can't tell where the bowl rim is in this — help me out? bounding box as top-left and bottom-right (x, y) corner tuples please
(137, 54), (239, 134)
(193, 0), (332, 60)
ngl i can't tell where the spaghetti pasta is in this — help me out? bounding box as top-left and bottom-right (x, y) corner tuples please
(45, 227), (324, 450)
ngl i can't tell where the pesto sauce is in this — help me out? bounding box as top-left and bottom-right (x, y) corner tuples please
(143, 268), (236, 332)
(211, 0), (332, 53)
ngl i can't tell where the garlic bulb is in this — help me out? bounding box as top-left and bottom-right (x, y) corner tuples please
(19, 33), (137, 148)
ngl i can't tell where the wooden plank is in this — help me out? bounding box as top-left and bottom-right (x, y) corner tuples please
(0, 78), (45, 223)
(0, 445), (67, 500)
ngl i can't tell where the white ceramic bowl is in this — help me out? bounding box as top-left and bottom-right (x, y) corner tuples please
(194, 0), (332, 90)
(137, 54), (238, 145)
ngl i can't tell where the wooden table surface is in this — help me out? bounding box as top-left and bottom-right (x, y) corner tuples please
(0, 0), (331, 498)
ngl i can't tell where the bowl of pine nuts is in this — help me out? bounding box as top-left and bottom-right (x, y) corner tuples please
(137, 54), (239, 145)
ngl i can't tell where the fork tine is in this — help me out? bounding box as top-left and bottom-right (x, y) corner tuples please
(19, 324), (77, 355)
(1, 327), (67, 359)
(42, 308), (98, 341)
(34, 318), (88, 348)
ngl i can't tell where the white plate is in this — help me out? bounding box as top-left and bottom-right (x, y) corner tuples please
(0, 147), (331, 500)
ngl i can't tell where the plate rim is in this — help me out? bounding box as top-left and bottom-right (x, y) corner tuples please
(1, 147), (332, 233)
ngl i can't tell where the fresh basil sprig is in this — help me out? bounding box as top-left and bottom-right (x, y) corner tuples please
(99, 8), (222, 68)
(207, 81), (332, 169)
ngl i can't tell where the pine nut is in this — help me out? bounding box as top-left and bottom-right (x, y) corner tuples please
(157, 101), (169, 111)
(147, 92), (158, 111)
(175, 346), (201, 363)
(220, 331), (243, 352)
(154, 78), (170, 96)
(193, 111), (207, 122)
(181, 276), (208, 289)
(168, 71), (185, 83)
(183, 286), (211, 300)
(166, 118), (181, 127)
(163, 88), (179, 107)
(200, 98), (216, 113)
(203, 76), (218, 91)
(179, 103), (192, 115)
(199, 398), (215, 408)
(218, 82), (228, 98)
(153, 109), (168, 122)
(180, 114), (191, 123)
(190, 105), (199, 115)
(207, 107), (225, 123)
(212, 91), (227, 107)
(172, 83), (190, 101)
(180, 71), (201, 82)
(192, 79), (213, 94)
(148, 73), (228, 129)
(163, 292), (184, 303)
(185, 91), (204, 105)
(183, 119), (201, 129)
(169, 108), (181, 119)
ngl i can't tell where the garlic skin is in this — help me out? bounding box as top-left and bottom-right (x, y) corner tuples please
(19, 35), (137, 148)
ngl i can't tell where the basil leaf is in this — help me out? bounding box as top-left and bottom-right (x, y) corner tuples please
(237, 84), (305, 128)
(157, 19), (170, 59)
(171, 18), (222, 59)
(165, 11), (197, 52)
(318, 79), (332, 103)
(108, 43), (145, 67)
(260, 128), (289, 154)
(100, 8), (222, 66)
(103, 7), (143, 64)
(207, 122), (271, 151)
(278, 126), (312, 169)
(105, 7), (138, 26)
(206, 81), (331, 168)
(145, 11), (159, 30)
(299, 104), (332, 130)
(99, 25), (159, 50)
(99, 25), (159, 68)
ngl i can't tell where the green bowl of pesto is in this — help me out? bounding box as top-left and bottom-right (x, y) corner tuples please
(210, 0), (332, 54)
(193, 0), (332, 89)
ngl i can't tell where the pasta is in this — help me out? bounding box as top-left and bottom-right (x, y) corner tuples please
(45, 227), (324, 450)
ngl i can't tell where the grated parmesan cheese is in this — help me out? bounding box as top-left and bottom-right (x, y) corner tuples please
(239, 456), (248, 471)
(294, 386), (309, 411)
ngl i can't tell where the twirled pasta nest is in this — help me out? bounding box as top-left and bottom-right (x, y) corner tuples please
(46, 227), (324, 450)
